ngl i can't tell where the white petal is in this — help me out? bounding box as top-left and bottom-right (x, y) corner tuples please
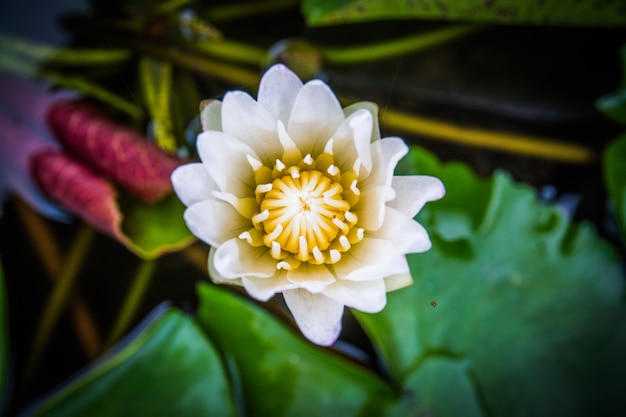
(257, 64), (303, 124)
(342, 101), (381, 142)
(213, 238), (277, 279)
(200, 99), (222, 131)
(283, 289), (344, 346)
(388, 175), (446, 218)
(242, 272), (297, 301)
(212, 191), (258, 219)
(286, 264), (335, 293)
(171, 163), (218, 207)
(384, 272), (414, 292)
(332, 237), (409, 281)
(331, 109), (373, 175)
(197, 131), (257, 197)
(353, 137), (408, 230)
(370, 206), (432, 254)
(208, 247), (243, 286)
(221, 91), (281, 165)
(322, 279), (386, 313)
(184, 199), (249, 247)
(286, 80), (345, 157)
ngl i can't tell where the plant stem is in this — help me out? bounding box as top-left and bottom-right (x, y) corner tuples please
(321, 24), (483, 64)
(23, 225), (95, 385)
(0, 52), (142, 119)
(133, 40), (260, 87)
(15, 200), (103, 360)
(105, 259), (156, 348)
(205, 0), (299, 21)
(0, 32), (129, 65)
(379, 107), (596, 164)
(191, 39), (267, 66)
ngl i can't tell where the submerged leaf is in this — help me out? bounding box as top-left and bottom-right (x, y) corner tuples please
(356, 146), (626, 417)
(22, 308), (236, 417)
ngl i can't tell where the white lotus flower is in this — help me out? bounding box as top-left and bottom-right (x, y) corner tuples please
(172, 64), (445, 346)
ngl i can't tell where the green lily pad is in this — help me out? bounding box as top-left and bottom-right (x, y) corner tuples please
(302, 0), (626, 26)
(356, 146), (626, 417)
(24, 308), (236, 417)
(195, 283), (403, 416)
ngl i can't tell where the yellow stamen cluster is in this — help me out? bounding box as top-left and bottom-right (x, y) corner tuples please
(239, 141), (364, 271)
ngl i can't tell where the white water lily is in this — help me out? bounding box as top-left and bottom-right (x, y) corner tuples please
(172, 64), (445, 346)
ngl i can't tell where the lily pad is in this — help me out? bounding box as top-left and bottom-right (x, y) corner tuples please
(23, 308), (236, 417)
(195, 283), (403, 416)
(302, 0), (626, 27)
(356, 146), (626, 417)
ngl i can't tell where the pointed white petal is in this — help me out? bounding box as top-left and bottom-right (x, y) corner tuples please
(286, 80), (344, 157)
(171, 163), (218, 207)
(342, 101), (380, 142)
(331, 109), (373, 175)
(353, 137), (408, 230)
(212, 191), (258, 219)
(388, 175), (446, 217)
(332, 237), (409, 281)
(197, 131), (257, 197)
(322, 279), (386, 313)
(384, 272), (414, 292)
(221, 91), (281, 165)
(184, 199), (249, 247)
(370, 206), (432, 254)
(213, 238), (277, 279)
(286, 264), (335, 293)
(208, 247), (243, 286)
(283, 289), (344, 346)
(257, 64), (303, 124)
(200, 99), (222, 131)
(242, 272), (297, 301)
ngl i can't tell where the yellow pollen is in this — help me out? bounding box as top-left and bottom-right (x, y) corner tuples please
(256, 168), (359, 264)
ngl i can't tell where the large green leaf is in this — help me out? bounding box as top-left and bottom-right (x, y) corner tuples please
(604, 133), (626, 243)
(302, 0), (626, 26)
(356, 146), (626, 417)
(24, 308), (236, 417)
(195, 283), (403, 417)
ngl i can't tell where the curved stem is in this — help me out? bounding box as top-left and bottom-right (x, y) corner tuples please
(379, 107), (596, 164)
(133, 40), (260, 87)
(321, 24), (483, 65)
(15, 200), (103, 360)
(0, 32), (129, 65)
(105, 259), (156, 348)
(205, 0), (299, 21)
(0, 51), (142, 119)
(191, 39), (267, 67)
(23, 225), (95, 385)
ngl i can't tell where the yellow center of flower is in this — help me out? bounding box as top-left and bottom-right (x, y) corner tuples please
(241, 143), (364, 271)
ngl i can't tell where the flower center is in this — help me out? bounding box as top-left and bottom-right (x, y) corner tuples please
(261, 170), (348, 254)
(244, 147), (364, 271)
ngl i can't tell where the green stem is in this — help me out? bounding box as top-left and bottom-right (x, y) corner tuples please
(205, 0), (299, 21)
(0, 52), (142, 119)
(321, 24), (484, 64)
(105, 260), (156, 348)
(0, 32), (130, 65)
(133, 40), (260, 87)
(23, 226), (95, 385)
(191, 39), (267, 67)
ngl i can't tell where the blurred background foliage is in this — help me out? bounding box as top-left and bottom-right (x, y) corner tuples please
(0, 0), (626, 416)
